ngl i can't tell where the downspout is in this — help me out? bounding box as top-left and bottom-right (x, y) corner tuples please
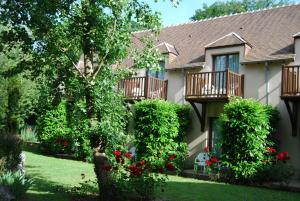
(265, 62), (270, 105)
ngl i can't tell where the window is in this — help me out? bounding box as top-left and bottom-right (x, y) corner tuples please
(209, 118), (222, 157)
(214, 54), (239, 73)
(148, 61), (165, 80)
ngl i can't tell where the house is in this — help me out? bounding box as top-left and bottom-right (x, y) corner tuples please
(119, 4), (300, 179)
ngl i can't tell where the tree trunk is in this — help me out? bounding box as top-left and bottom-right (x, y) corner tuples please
(93, 149), (114, 201)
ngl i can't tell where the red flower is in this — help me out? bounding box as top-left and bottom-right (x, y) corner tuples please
(139, 160), (145, 166)
(113, 150), (121, 157)
(128, 164), (143, 176)
(63, 140), (69, 147)
(204, 146), (209, 153)
(165, 163), (175, 171)
(277, 152), (289, 161)
(266, 147), (277, 153)
(205, 160), (212, 166)
(124, 152), (132, 159)
(210, 156), (219, 163)
(168, 154), (176, 161)
(158, 167), (164, 173)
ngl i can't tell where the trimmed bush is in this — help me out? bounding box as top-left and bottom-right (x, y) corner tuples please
(36, 102), (72, 154)
(0, 133), (22, 172)
(134, 99), (189, 171)
(219, 97), (277, 182)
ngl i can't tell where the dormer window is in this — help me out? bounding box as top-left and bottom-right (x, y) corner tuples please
(214, 53), (239, 73)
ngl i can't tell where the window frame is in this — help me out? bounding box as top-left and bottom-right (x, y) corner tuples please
(212, 53), (239, 73)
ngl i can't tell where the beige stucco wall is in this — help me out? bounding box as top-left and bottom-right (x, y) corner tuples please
(292, 38), (300, 65)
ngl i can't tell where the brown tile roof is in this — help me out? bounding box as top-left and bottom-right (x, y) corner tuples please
(133, 4), (300, 69)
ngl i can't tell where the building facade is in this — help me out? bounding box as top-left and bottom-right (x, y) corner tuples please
(120, 5), (300, 179)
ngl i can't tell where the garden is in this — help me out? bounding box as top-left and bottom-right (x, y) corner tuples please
(0, 1), (300, 201)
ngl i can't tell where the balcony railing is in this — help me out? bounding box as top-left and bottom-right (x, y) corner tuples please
(282, 66), (300, 98)
(186, 70), (244, 101)
(118, 76), (168, 100)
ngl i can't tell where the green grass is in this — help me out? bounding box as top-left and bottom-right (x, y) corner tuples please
(24, 149), (300, 201)
(24, 150), (96, 201)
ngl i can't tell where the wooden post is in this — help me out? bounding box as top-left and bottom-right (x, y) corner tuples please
(281, 66), (284, 96)
(226, 69), (230, 97)
(241, 74), (245, 97)
(164, 80), (168, 100)
(144, 75), (149, 99)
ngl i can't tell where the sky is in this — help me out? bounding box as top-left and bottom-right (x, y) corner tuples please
(144, 0), (300, 26)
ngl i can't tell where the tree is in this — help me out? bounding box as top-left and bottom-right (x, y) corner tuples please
(0, 0), (176, 200)
(0, 24), (34, 172)
(191, 0), (292, 20)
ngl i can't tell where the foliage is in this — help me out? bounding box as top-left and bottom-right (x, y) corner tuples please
(105, 149), (177, 201)
(0, 133), (22, 172)
(202, 146), (221, 181)
(0, 24), (37, 131)
(134, 99), (189, 172)
(254, 147), (294, 185)
(36, 102), (72, 154)
(0, 171), (33, 199)
(21, 125), (38, 143)
(0, 0), (174, 199)
(219, 97), (277, 182)
(191, 0), (292, 20)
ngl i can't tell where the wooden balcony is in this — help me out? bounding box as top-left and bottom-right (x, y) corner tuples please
(281, 66), (300, 100)
(185, 70), (244, 102)
(118, 76), (168, 101)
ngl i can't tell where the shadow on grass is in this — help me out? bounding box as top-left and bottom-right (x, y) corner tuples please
(23, 171), (72, 201)
(160, 180), (300, 201)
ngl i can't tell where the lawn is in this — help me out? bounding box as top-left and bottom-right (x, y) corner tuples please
(24, 149), (300, 201)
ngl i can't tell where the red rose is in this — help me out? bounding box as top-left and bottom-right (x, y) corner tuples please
(139, 160), (145, 166)
(63, 140), (69, 147)
(266, 147), (277, 153)
(158, 167), (164, 173)
(165, 163), (175, 171)
(128, 164), (143, 176)
(168, 154), (176, 161)
(204, 146), (209, 153)
(210, 156), (219, 163)
(205, 160), (212, 166)
(113, 150), (121, 157)
(125, 152), (132, 159)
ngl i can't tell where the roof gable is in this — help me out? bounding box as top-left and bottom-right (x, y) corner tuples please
(205, 32), (251, 49)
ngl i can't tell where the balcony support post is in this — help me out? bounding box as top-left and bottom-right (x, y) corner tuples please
(144, 75), (149, 99)
(188, 101), (206, 132)
(226, 69), (230, 97)
(284, 100), (298, 136)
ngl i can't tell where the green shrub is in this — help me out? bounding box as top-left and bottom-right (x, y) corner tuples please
(132, 99), (190, 200)
(134, 99), (189, 170)
(0, 133), (22, 171)
(219, 98), (276, 182)
(0, 171), (33, 199)
(36, 102), (72, 154)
